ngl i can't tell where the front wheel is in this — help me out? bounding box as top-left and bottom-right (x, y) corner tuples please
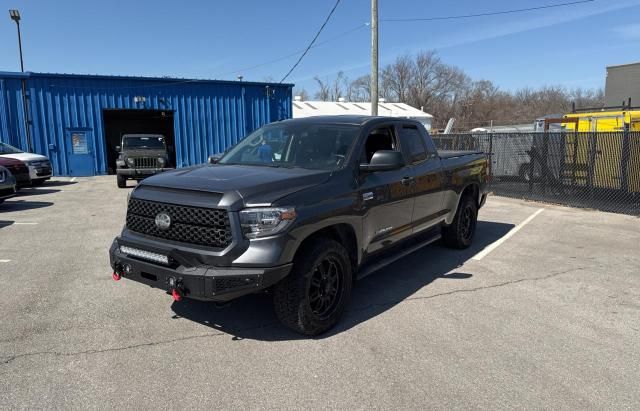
(117, 175), (127, 188)
(273, 238), (353, 336)
(442, 194), (478, 249)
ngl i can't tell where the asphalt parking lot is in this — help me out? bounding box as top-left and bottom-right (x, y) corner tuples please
(1, 176), (639, 409)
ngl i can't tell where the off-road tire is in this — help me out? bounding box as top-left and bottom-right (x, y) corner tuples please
(273, 238), (353, 336)
(117, 174), (127, 188)
(442, 194), (478, 249)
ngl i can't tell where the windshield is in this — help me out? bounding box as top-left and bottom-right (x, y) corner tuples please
(218, 122), (358, 170)
(0, 142), (24, 155)
(122, 136), (166, 150)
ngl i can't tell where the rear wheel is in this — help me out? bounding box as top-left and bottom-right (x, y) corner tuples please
(273, 238), (353, 336)
(117, 175), (127, 188)
(442, 194), (478, 249)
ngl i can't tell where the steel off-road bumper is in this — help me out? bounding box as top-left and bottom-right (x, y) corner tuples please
(109, 239), (291, 302)
(116, 168), (174, 178)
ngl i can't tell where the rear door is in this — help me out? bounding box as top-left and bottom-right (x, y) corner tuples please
(358, 123), (416, 255)
(396, 123), (446, 234)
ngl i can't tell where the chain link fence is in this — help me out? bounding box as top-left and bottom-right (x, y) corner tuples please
(432, 132), (640, 216)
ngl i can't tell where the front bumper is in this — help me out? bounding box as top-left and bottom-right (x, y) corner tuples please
(117, 168), (174, 178)
(109, 239), (292, 302)
(28, 165), (52, 180)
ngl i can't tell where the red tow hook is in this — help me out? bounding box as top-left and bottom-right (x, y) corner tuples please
(171, 288), (182, 302)
(112, 271), (121, 281)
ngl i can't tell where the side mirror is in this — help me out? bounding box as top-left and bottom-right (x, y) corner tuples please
(208, 155), (221, 164)
(115, 146), (121, 152)
(359, 150), (405, 172)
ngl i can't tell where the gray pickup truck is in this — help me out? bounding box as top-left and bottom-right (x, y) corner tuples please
(115, 134), (173, 188)
(109, 116), (488, 335)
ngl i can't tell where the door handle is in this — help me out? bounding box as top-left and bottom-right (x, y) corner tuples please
(401, 176), (414, 186)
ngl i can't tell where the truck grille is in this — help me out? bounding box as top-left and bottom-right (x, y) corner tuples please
(133, 157), (158, 168)
(126, 198), (232, 249)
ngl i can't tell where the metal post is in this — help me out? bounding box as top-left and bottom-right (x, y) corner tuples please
(15, 20), (24, 72)
(621, 126), (630, 194)
(370, 0), (378, 116)
(10, 11), (32, 152)
(541, 131), (549, 194)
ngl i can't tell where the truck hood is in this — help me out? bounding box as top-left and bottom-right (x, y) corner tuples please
(139, 164), (331, 208)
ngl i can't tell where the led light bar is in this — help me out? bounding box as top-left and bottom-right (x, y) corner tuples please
(120, 245), (169, 265)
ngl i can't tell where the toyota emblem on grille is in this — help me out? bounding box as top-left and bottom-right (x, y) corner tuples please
(154, 212), (172, 230)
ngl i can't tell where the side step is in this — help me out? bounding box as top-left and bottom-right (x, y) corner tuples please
(356, 234), (441, 280)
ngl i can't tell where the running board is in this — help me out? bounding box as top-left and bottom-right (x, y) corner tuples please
(356, 234), (441, 280)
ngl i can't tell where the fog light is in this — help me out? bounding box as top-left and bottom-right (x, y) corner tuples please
(120, 245), (169, 265)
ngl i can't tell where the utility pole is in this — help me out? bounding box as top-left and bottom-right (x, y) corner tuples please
(370, 0), (378, 116)
(9, 9), (32, 151)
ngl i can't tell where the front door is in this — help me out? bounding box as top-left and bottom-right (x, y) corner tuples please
(67, 130), (95, 176)
(358, 124), (416, 255)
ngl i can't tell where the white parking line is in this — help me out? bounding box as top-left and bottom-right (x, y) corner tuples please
(70, 177), (77, 182)
(0, 259), (10, 263)
(14, 222), (38, 225)
(472, 208), (545, 261)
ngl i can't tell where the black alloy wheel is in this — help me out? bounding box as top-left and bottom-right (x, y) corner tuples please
(308, 255), (344, 319)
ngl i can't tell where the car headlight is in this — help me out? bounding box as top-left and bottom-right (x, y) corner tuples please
(239, 207), (296, 239)
(158, 157), (166, 166)
(126, 157), (134, 166)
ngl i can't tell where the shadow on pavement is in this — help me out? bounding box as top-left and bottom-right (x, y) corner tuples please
(171, 220), (515, 341)
(42, 180), (77, 187)
(0, 199), (54, 211)
(15, 188), (61, 196)
(0, 220), (14, 229)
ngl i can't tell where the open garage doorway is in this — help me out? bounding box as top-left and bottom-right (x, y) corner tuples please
(103, 109), (176, 174)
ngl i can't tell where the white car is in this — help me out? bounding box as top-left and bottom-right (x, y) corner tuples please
(0, 142), (52, 185)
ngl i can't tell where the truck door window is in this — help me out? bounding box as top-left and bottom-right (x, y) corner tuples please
(361, 127), (398, 164)
(398, 125), (427, 164)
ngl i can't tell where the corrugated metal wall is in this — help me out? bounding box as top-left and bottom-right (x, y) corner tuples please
(0, 72), (292, 176)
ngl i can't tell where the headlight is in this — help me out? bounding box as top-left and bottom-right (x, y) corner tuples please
(239, 207), (296, 239)
(126, 157), (134, 166)
(158, 157), (166, 166)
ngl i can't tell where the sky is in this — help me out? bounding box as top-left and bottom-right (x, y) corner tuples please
(0, 0), (639, 94)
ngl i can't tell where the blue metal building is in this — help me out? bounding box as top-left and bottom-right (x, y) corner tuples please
(0, 72), (292, 176)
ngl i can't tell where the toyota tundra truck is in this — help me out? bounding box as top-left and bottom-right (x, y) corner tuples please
(109, 116), (488, 335)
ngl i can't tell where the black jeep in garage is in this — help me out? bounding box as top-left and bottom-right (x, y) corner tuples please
(115, 134), (173, 188)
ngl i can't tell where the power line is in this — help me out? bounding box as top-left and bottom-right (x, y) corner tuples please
(213, 23), (367, 79)
(279, 0), (342, 83)
(381, 0), (595, 22)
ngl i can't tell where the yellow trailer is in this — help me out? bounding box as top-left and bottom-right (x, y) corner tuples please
(561, 110), (640, 192)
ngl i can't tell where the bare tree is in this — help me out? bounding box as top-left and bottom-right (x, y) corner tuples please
(313, 76), (330, 101)
(382, 54), (413, 102)
(293, 87), (310, 101)
(350, 75), (371, 102)
(308, 50), (604, 130)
